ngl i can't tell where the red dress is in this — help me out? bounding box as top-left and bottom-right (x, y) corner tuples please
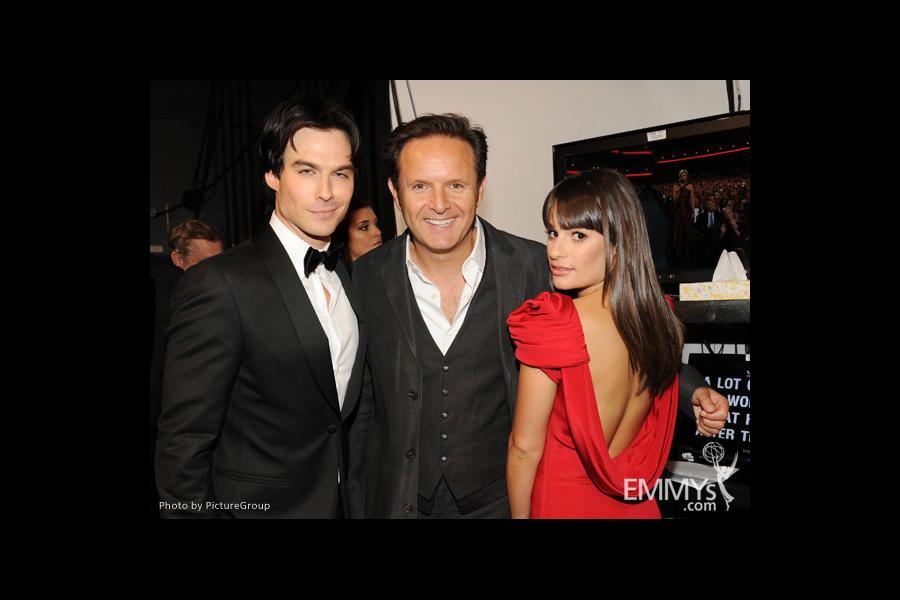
(507, 292), (679, 518)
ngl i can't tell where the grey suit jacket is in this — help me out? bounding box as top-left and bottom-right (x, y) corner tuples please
(347, 218), (548, 517)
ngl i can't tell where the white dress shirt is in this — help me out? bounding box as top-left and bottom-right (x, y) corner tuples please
(269, 212), (359, 410)
(405, 216), (486, 356)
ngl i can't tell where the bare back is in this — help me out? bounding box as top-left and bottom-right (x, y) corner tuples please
(573, 296), (653, 459)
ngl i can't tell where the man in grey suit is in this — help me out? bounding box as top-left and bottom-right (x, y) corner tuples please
(348, 114), (727, 518)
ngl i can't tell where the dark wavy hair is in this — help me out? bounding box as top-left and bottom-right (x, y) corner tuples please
(383, 113), (487, 187)
(331, 196), (375, 269)
(543, 169), (684, 397)
(259, 95), (360, 177)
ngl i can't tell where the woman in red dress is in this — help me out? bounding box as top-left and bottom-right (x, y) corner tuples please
(506, 169), (685, 518)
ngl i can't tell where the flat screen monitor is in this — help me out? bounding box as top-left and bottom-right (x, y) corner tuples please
(552, 111), (751, 290)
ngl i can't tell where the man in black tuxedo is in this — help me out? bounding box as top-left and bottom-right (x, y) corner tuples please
(155, 96), (367, 518)
(348, 114), (729, 518)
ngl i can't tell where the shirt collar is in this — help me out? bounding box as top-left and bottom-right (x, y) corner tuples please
(405, 216), (486, 282)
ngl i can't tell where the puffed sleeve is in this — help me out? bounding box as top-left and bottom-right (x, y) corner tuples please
(507, 291), (589, 383)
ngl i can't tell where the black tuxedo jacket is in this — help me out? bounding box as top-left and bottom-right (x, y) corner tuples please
(155, 224), (367, 518)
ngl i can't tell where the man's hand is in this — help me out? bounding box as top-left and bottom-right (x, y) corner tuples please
(692, 387), (728, 437)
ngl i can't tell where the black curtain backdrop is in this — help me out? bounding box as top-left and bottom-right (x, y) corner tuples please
(344, 80), (395, 239)
(149, 79), (394, 249)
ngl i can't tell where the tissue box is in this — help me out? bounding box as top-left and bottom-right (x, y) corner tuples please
(679, 280), (750, 301)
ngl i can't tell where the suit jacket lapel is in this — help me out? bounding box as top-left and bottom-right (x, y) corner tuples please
(255, 225), (340, 416)
(481, 219), (526, 408)
(381, 231), (420, 364)
(335, 260), (356, 315)
(337, 260), (367, 421)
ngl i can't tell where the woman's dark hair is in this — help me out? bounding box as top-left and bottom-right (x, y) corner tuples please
(542, 169), (684, 397)
(332, 197), (375, 268)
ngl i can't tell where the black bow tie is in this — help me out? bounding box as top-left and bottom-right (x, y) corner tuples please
(303, 244), (342, 277)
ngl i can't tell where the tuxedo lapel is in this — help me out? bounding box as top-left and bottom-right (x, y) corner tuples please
(337, 260), (367, 420)
(255, 225), (340, 416)
(481, 220), (527, 406)
(380, 231), (421, 365)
